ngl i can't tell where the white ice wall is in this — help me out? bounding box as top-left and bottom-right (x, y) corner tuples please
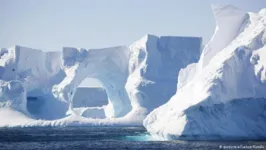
(125, 35), (201, 118)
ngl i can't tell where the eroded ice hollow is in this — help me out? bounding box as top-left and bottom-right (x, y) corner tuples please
(0, 35), (201, 126)
(0, 46), (67, 120)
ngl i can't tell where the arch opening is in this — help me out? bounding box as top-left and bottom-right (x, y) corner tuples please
(54, 46), (132, 119)
(66, 68), (132, 119)
(72, 78), (108, 119)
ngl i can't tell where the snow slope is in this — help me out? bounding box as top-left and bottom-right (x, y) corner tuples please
(144, 5), (266, 140)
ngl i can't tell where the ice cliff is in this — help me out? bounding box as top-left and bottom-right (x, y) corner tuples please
(124, 35), (201, 121)
(0, 35), (201, 126)
(144, 5), (266, 140)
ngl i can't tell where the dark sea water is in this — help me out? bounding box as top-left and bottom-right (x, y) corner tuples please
(0, 127), (265, 150)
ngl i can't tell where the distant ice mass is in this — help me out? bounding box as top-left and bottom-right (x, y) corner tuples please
(143, 5), (266, 140)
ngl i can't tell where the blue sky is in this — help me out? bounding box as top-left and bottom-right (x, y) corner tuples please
(0, 0), (265, 87)
(0, 0), (265, 51)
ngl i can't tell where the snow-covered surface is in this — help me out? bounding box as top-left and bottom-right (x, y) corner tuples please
(0, 34), (201, 127)
(144, 5), (266, 140)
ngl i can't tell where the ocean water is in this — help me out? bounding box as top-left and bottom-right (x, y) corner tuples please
(0, 127), (265, 150)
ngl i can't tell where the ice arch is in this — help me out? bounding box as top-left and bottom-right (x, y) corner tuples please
(52, 46), (132, 118)
(52, 35), (202, 119)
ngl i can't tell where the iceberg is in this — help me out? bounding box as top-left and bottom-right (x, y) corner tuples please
(144, 5), (266, 140)
(0, 35), (201, 127)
